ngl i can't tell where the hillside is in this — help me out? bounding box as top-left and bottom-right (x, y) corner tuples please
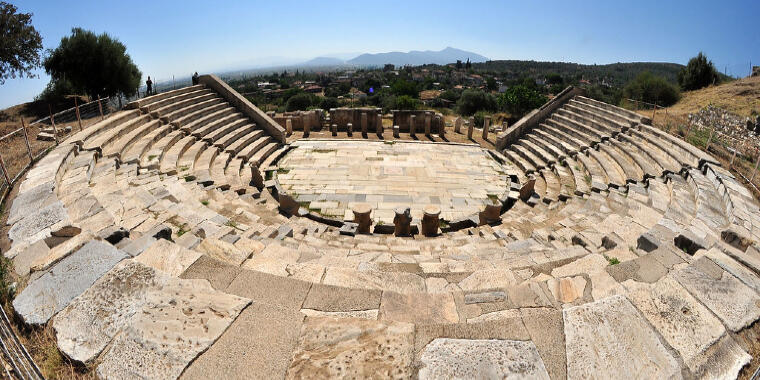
(471, 60), (687, 86)
(347, 47), (488, 67)
(664, 75), (760, 118)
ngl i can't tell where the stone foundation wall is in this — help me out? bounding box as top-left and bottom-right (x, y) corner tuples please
(328, 107), (381, 131)
(495, 86), (583, 150)
(391, 110), (444, 133)
(198, 74), (286, 143)
(272, 110), (323, 131)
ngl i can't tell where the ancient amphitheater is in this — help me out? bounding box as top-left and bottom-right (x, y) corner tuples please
(5, 74), (760, 379)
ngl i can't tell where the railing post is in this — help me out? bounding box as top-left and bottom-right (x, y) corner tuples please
(75, 97), (83, 131)
(48, 104), (59, 145)
(751, 153), (760, 183)
(730, 143), (738, 168)
(0, 151), (12, 186)
(651, 105), (656, 124)
(684, 121), (692, 141)
(20, 118), (33, 162)
(98, 97), (105, 121)
(705, 126), (715, 151)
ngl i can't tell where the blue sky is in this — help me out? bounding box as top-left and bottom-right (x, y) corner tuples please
(2, 0), (758, 109)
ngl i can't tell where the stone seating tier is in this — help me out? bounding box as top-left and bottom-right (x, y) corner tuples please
(5, 85), (760, 379)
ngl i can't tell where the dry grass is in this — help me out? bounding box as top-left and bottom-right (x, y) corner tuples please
(664, 76), (760, 119)
(631, 76), (760, 201)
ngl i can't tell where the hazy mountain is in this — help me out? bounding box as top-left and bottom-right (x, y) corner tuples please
(302, 56), (346, 66)
(346, 47), (488, 67)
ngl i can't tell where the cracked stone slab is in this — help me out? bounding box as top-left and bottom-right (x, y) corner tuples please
(8, 201), (68, 248)
(52, 260), (250, 377)
(7, 180), (56, 225)
(625, 276), (749, 378)
(285, 317), (415, 379)
(13, 240), (127, 325)
(418, 338), (550, 379)
(563, 295), (682, 379)
(672, 257), (760, 332)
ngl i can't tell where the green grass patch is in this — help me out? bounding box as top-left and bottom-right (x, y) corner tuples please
(177, 224), (189, 237)
(148, 154), (157, 161)
(383, 140), (396, 145)
(183, 175), (195, 182)
(584, 174), (592, 185)
(685, 126), (711, 149)
(603, 254), (620, 265)
(277, 168), (290, 174)
(225, 220), (239, 229)
(0, 255), (14, 304)
(200, 200), (209, 206)
(179, 165), (189, 172)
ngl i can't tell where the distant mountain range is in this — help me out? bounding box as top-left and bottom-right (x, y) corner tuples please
(302, 47), (488, 68)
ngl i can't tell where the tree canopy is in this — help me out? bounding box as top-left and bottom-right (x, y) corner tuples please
(496, 85), (547, 119)
(43, 28), (141, 98)
(678, 52), (719, 91)
(285, 93), (313, 111)
(0, 2), (43, 84)
(456, 89), (496, 115)
(623, 71), (680, 107)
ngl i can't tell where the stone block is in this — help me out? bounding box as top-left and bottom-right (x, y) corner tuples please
(418, 339), (550, 379)
(13, 240), (127, 325)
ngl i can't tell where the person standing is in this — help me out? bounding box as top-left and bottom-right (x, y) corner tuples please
(146, 76), (153, 95)
(192, 72), (199, 85)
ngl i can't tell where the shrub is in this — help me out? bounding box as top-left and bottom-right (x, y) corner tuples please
(623, 72), (680, 107)
(456, 89), (497, 116)
(319, 96), (339, 110)
(678, 52), (719, 91)
(439, 89), (460, 102)
(473, 110), (491, 128)
(496, 85), (547, 119)
(391, 79), (418, 98)
(285, 93), (313, 111)
(394, 95), (418, 110)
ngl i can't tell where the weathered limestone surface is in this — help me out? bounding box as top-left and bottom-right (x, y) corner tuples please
(7, 180), (56, 226)
(196, 237), (248, 265)
(672, 257), (760, 331)
(625, 276), (750, 379)
(285, 317), (415, 379)
(520, 308), (566, 380)
(12, 239), (50, 277)
(182, 302), (304, 379)
(418, 338), (550, 379)
(53, 260), (249, 366)
(378, 292), (459, 324)
(563, 295), (682, 379)
(134, 238), (202, 276)
(13, 240), (127, 325)
(53, 260), (251, 378)
(8, 201), (68, 248)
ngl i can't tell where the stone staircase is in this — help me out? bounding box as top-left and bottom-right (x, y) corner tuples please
(5, 84), (760, 379)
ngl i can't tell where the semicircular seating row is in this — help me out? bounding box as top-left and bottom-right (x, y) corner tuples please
(5, 85), (760, 379)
